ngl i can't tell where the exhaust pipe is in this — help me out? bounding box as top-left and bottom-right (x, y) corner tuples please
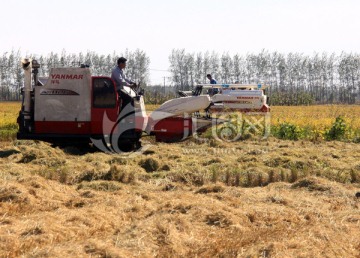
(20, 58), (40, 133)
(21, 58), (32, 115)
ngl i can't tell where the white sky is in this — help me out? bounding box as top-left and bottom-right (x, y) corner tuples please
(1, 0), (359, 84)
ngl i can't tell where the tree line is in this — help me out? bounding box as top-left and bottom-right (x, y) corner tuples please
(1, 49), (360, 105)
(169, 49), (360, 105)
(0, 49), (150, 101)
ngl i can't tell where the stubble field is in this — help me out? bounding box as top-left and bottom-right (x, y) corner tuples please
(0, 102), (360, 257)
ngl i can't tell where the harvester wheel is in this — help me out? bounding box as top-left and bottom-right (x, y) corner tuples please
(117, 139), (141, 152)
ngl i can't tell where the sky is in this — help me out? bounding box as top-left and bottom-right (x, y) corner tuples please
(1, 0), (359, 84)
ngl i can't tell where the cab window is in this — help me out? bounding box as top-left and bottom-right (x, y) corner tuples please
(92, 78), (116, 108)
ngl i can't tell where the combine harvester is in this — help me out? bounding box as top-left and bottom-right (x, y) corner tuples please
(17, 59), (270, 150)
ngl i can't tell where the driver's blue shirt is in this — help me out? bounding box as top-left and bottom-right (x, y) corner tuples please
(210, 79), (217, 84)
(208, 78), (219, 94)
(111, 66), (134, 91)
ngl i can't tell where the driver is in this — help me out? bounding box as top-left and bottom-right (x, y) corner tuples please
(111, 57), (137, 92)
(206, 74), (219, 96)
(111, 57), (137, 108)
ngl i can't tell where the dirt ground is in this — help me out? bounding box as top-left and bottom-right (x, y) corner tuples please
(0, 138), (360, 257)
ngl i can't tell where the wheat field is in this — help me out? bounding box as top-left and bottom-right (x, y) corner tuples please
(0, 102), (360, 257)
(2, 102), (360, 141)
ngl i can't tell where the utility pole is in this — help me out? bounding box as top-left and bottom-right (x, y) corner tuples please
(0, 66), (2, 101)
(163, 76), (166, 94)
